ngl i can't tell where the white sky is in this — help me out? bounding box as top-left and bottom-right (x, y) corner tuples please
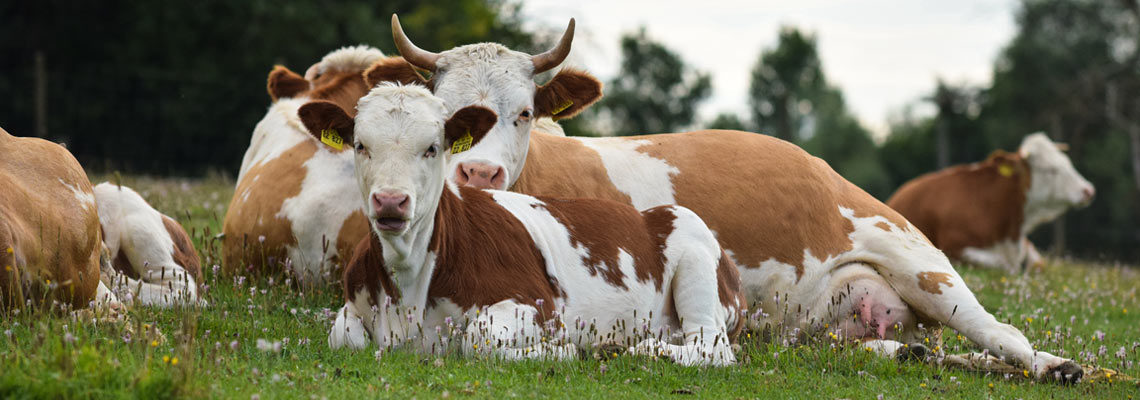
(519, 0), (1019, 138)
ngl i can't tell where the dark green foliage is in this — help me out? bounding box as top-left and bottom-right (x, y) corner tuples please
(601, 27), (711, 135)
(0, 0), (535, 175)
(706, 113), (746, 131)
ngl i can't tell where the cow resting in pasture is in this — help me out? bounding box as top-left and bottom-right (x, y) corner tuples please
(223, 46), (393, 283)
(95, 183), (204, 307)
(307, 84), (745, 365)
(1, 128), (119, 312)
(375, 15), (1084, 381)
(887, 133), (1095, 272)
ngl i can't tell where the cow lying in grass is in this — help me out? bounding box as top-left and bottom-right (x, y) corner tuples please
(1, 128), (119, 312)
(95, 183), (203, 307)
(888, 133), (1095, 272)
(304, 84), (745, 365)
(376, 15), (1084, 382)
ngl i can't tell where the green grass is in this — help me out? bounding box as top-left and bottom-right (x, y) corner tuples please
(3, 175), (1139, 399)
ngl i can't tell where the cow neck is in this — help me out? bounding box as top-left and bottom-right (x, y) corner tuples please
(508, 132), (544, 193)
(375, 188), (454, 312)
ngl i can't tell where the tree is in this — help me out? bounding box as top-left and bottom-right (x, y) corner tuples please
(748, 27), (827, 142)
(600, 27), (711, 135)
(707, 113), (746, 131)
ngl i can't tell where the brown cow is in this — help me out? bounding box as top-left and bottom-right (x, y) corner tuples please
(1, 128), (118, 311)
(887, 133), (1095, 272)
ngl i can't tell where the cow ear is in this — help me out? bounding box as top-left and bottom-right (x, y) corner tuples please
(444, 106), (497, 152)
(298, 100), (355, 151)
(534, 68), (603, 120)
(267, 65), (310, 101)
(364, 57), (429, 89)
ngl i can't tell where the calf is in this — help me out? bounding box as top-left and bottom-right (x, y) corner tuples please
(888, 133), (1095, 272)
(1, 128), (119, 311)
(95, 183), (203, 307)
(377, 16), (1084, 382)
(303, 85), (745, 365)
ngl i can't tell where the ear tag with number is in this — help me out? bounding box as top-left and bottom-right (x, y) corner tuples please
(451, 130), (473, 154)
(998, 164), (1014, 177)
(320, 128), (344, 150)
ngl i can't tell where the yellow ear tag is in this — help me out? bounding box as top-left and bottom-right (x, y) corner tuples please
(998, 164), (1014, 177)
(551, 99), (574, 115)
(320, 128), (344, 150)
(451, 130), (473, 154)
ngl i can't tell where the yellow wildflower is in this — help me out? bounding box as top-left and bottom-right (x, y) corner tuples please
(163, 355), (170, 363)
(150, 340), (159, 347)
(171, 357), (179, 365)
(1022, 369), (1029, 378)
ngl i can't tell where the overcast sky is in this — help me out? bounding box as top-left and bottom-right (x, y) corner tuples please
(519, 0), (1019, 138)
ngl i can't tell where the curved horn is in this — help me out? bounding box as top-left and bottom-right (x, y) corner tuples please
(531, 18), (576, 74)
(391, 14), (440, 71)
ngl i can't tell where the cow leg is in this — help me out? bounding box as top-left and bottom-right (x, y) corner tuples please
(630, 208), (735, 366)
(329, 303), (371, 350)
(463, 300), (577, 361)
(119, 223), (201, 307)
(1023, 239), (1045, 272)
(858, 223), (1079, 381)
(959, 240), (1023, 273)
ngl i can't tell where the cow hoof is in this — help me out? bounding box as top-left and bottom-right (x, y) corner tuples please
(1046, 361), (1083, 385)
(896, 343), (931, 363)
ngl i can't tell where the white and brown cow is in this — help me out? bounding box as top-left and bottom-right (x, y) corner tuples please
(888, 133), (1095, 272)
(1, 128), (119, 311)
(305, 84), (745, 365)
(95, 182), (203, 307)
(376, 16), (1083, 381)
(223, 46), (419, 283)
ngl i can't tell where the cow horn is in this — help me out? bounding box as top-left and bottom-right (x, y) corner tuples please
(531, 18), (575, 74)
(1054, 142), (1070, 152)
(391, 14), (440, 71)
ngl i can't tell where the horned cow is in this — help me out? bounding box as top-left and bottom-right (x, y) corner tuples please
(306, 84), (745, 365)
(375, 15), (1084, 382)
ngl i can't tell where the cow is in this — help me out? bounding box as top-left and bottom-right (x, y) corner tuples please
(1, 128), (119, 312)
(887, 133), (1095, 273)
(95, 182), (204, 307)
(306, 84), (745, 365)
(222, 46), (393, 283)
(372, 15), (1084, 382)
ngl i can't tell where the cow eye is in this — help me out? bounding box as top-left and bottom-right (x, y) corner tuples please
(424, 144), (438, 158)
(355, 142), (369, 157)
(520, 110), (531, 119)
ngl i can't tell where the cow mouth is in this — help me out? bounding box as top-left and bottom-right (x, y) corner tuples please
(374, 217), (408, 232)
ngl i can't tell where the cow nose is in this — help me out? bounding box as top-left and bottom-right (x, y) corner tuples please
(371, 192), (409, 217)
(455, 162), (506, 190)
(1082, 186), (1095, 203)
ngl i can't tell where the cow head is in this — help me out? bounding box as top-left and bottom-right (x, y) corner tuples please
(384, 15), (603, 190)
(298, 84), (496, 238)
(1018, 132), (1095, 232)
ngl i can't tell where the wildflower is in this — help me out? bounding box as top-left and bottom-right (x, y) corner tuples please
(230, 340), (239, 351)
(988, 383), (994, 389)
(1022, 370), (1029, 378)
(171, 356), (179, 366)
(64, 332), (76, 344)
(151, 340), (159, 347)
(163, 355), (171, 363)
(1026, 317), (1033, 323)
(5, 247), (12, 254)
(919, 383), (927, 388)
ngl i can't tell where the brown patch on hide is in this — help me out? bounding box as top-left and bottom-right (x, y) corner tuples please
(162, 215), (202, 281)
(916, 272), (954, 295)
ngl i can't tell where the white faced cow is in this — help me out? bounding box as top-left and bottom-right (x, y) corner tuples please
(888, 133), (1095, 272)
(95, 183), (204, 307)
(378, 15), (1084, 381)
(302, 84), (745, 365)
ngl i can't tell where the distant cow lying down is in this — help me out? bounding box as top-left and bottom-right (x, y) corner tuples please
(95, 183), (203, 307)
(305, 84), (745, 366)
(1, 128), (119, 311)
(888, 133), (1094, 272)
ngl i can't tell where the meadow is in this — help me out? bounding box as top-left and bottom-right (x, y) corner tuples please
(1, 175), (1138, 399)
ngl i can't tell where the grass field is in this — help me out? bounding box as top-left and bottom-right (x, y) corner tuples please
(2, 175), (1138, 399)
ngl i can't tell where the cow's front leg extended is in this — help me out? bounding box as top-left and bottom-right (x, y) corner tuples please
(463, 300), (576, 361)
